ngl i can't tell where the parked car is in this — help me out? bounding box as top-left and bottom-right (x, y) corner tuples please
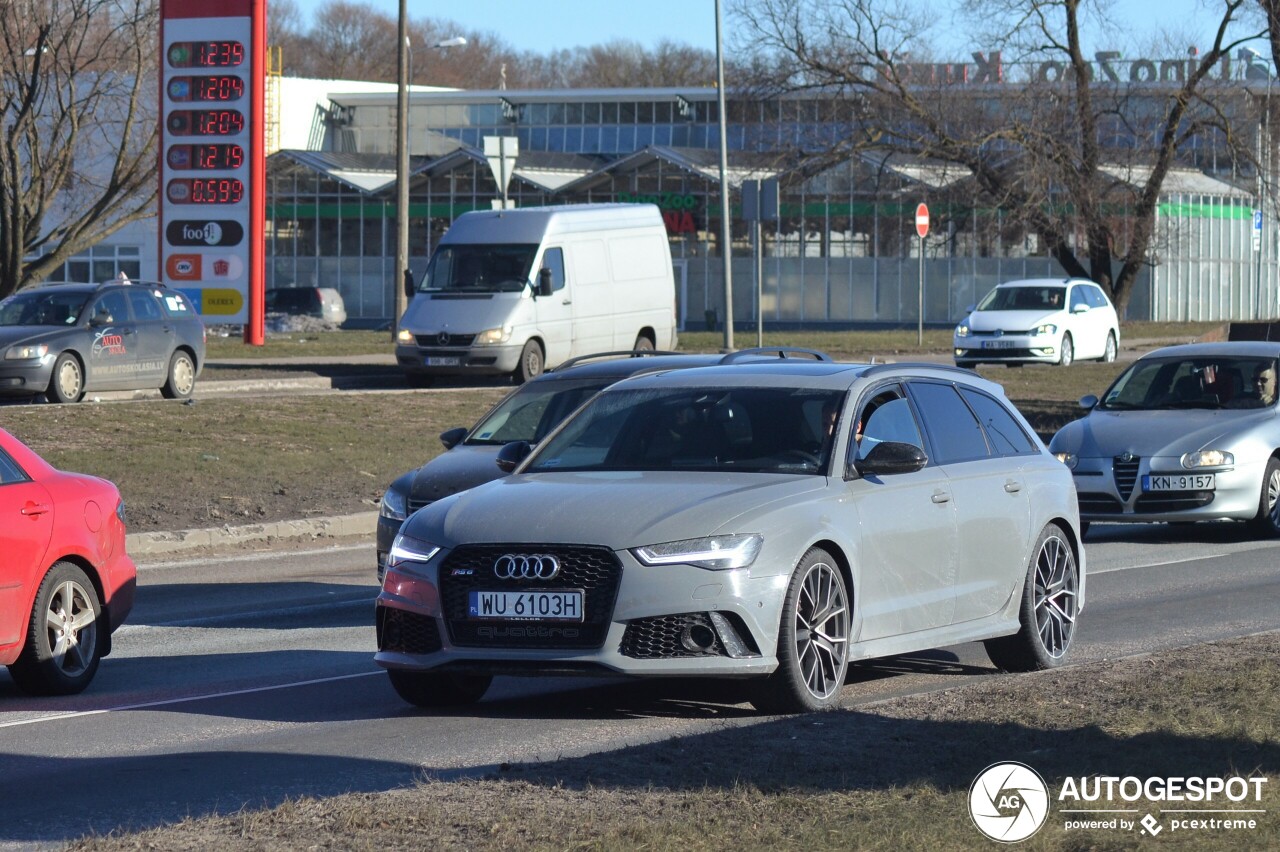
(377, 359), (1084, 713)
(265, 286), (347, 326)
(0, 280), (206, 403)
(1049, 341), (1280, 534)
(0, 427), (135, 694)
(376, 348), (829, 581)
(954, 278), (1119, 368)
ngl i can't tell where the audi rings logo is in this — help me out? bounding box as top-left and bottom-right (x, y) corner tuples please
(494, 554), (561, 580)
(969, 762), (1050, 843)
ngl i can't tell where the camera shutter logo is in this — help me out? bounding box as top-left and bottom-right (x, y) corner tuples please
(494, 554), (561, 580)
(969, 762), (1050, 843)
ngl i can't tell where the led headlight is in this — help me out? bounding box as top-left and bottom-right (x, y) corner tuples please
(1054, 452), (1078, 470)
(1034, 323), (1058, 336)
(475, 325), (513, 345)
(387, 533), (440, 569)
(632, 534), (763, 570)
(396, 328), (414, 344)
(5, 343), (48, 360)
(379, 487), (408, 522)
(1181, 450), (1233, 469)
(955, 323), (970, 338)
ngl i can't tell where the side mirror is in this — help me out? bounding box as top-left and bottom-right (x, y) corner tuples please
(1079, 394), (1099, 410)
(537, 267), (553, 298)
(439, 426), (468, 450)
(964, 304), (975, 313)
(495, 440), (532, 473)
(89, 312), (112, 327)
(1072, 302), (1089, 313)
(402, 269), (415, 299)
(852, 441), (929, 477)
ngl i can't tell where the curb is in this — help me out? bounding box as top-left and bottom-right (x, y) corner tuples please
(126, 511), (379, 557)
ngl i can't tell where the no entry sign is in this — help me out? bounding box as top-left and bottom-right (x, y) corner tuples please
(915, 203), (930, 238)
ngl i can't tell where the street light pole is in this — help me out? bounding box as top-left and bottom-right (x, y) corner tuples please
(714, 0), (734, 350)
(391, 8), (465, 339)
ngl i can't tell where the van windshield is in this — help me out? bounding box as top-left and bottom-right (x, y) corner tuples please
(418, 244), (538, 294)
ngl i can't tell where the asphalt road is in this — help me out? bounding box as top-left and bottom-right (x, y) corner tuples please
(2, 524), (1279, 847)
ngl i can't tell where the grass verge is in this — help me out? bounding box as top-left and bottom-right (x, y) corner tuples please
(67, 632), (1280, 851)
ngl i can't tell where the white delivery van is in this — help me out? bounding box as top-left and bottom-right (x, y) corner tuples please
(395, 203), (678, 384)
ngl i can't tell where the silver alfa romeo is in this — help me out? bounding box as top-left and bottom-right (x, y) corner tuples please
(376, 359), (1085, 713)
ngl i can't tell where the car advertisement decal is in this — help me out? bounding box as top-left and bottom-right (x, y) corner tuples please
(92, 328), (127, 357)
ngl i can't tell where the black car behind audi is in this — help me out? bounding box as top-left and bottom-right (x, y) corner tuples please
(0, 280), (206, 403)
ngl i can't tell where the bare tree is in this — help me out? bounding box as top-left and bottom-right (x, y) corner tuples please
(733, 0), (1264, 313)
(0, 0), (159, 296)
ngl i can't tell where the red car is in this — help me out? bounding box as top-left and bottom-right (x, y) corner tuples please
(0, 427), (135, 695)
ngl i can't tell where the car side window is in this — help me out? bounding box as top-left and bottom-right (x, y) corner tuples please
(853, 385), (923, 461)
(908, 381), (990, 464)
(541, 247), (566, 292)
(1086, 285), (1109, 309)
(91, 290), (131, 323)
(0, 447), (28, 484)
(126, 290), (163, 321)
(959, 388), (1039, 456)
(159, 290), (194, 317)
(1069, 285), (1089, 311)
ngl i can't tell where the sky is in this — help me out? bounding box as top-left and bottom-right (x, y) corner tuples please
(286, 0), (1263, 58)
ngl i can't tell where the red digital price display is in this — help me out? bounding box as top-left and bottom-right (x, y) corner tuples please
(166, 144), (245, 170)
(167, 41), (245, 68)
(167, 178), (245, 204)
(166, 109), (245, 136)
(167, 75), (245, 102)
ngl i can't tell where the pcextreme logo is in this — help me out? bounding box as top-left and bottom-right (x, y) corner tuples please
(969, 763), (1269, 843)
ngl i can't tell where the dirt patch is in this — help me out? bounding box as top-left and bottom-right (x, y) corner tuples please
(67, 633), (1280, 851)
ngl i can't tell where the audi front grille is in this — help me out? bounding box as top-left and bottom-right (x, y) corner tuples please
(439, 544), (622, 650)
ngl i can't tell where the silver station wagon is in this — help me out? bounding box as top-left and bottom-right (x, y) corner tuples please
(377, 360), (1085, 713)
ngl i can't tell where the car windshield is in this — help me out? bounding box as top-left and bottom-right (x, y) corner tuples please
(418, 244), (538, 294)
(468, 378), (608, 446)
(976, 286), (1066, 311)
(526, 386), (846, 474)
(0, 290), (89, 326)
(1098, 356), (1279, 411)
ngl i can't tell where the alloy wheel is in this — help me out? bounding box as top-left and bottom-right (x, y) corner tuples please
(793, 559), (850, 700)
(1033, 534), (1077, 658)
(45, 579), (98, 678)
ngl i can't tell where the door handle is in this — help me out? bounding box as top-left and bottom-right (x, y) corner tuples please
(930, 490), (950, 504)
(1004, 479), (1023, 493)
(21, 501), (51, 517)
(561, 298), (572, 305)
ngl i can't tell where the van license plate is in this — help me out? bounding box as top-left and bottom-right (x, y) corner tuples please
(469, 590), (584, 622)
(1143, 473), (1215, 491)
(426, 356), (461, 366)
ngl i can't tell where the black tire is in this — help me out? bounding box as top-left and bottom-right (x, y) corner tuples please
(1057, 333), (1074, 367)
(750, 547), (850, 714)
(1248, 457), (1280, 537)
(160, 350), (196, 399)
(1100, 332), (1117, 363)
(983, 523), (1079, 672)
(387, 670), (491, 707)
(513, 340), (544, 384)
(7, 562), (104, 696)
(632, 333), (655, 351)
(47, 352), (84, 404)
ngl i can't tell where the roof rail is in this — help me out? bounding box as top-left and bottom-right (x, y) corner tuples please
(552, 349), (683, 371)
(861, 361), (980, 378)
(718, 346), (833, 364)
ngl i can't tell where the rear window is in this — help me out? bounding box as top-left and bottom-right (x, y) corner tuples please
(159, 290), (195, 317)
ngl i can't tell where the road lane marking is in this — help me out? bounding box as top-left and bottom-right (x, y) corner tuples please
(0, 670), (384, 730)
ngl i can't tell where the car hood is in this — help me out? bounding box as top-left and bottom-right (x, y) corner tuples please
(408, 443), (505, 504)
(0, 326), (68, 349)
(400, 291), (529, 336)
(403, 471), (827, 550)
(966, 309), (1062, 332)
(1052, 408), (1273, 457)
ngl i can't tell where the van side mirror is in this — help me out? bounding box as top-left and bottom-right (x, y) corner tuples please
(439, 427), (468, 450)
(495, 440), (532, 473)
(852, 441), (929, 477)
(537, 267), (553, 298)
(402, 269), (415, 299)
